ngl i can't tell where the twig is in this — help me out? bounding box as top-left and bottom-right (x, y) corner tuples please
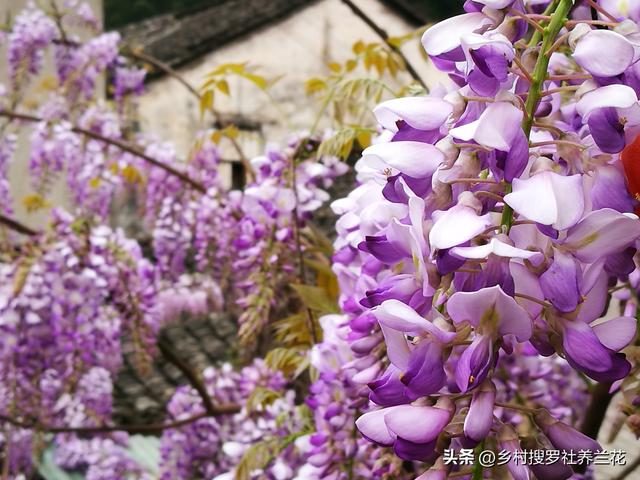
(53, 38), (255, 181)
(0, 408), (238, 434)
(514, 292), (552, 308)
(580, 382), (613, 440)
(586, 0), (619, 23)
(0, 214), (38, 236)
(289, 151), (319, 345)
(507, 8), (546, 34)
(124, 48), (255, 180)
(157, 337), (225, 416)
(341, 0), (428, 91)
(0, 110), (207, 192)
(512, 56), (533, 83)
(494, 401), (538, 414)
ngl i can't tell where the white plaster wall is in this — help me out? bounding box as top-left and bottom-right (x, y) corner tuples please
(0, 0), (103, 229)
(135, 0), (448, 186)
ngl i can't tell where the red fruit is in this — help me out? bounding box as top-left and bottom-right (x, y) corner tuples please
(621, 134), (640, 215)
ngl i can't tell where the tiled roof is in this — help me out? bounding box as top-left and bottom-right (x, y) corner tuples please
(120, 0), (316, 69)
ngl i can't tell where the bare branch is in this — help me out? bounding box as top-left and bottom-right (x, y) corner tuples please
(0, 405), (239, 434)
(53, 38), (255, 181)
(0, 214), (38, 236)
(341, 0), (428, 91)
(157, 337), (224, 417)
(0, 109), (207, 192)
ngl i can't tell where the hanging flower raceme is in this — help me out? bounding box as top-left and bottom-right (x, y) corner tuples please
(0, 209), (161, 476)
(159, 360), (304, 480)
(327, 1), (640, 477)
(223, 137), (347, 346)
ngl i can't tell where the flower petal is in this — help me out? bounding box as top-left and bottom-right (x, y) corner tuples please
(429, 205), (492, 250)
(592, 316), (637, 351)
(562, 320), (613, 373)
(504, 172), (584, 230)
(451, 238), (543, 265)
(362, 141), (445, 178)
(356, 408), (395, 445)
(422, 13), (493, 57)
(447, 285), (532, 341)
(539, 250), (581, 313)
(574, 30), (636, 77)
(564, 209), (640, 263)
(576, 85), (638, 122)
(375, 300), (457, 343)
(374, 97), (453, 132)
(384, 405), (451, 444)
(463, 380), (496, 442)
(402, 340), (447, 396)
(450, 102), (523, 151)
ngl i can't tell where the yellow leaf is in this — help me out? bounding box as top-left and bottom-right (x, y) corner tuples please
(240, 72), (268, 90)
(216, 79), (230, 96)
(352, 40), (365, 54)
(22, 194), (50, 213)
(387, 36), (404, 48)
(200, 77), (219, 90)
(291, 284), (339, 314)
(356, 130), (372, 149)
(305, 77), (327, 96)
(121, 165), (142, 184)
(200, 89), (214, 116)
(13, 261), (32, 296)
(328, 62), (342, 73)
(373, 53), (385, 76)
(210, 131), (222, 144)
(345, 59), (357, 72)
(246, 387), (281, 412)
(363, 51), (373, 71)
(387, 55), (398, 77)
(222, 124), (239, 139)
(340, 137), (354, 159)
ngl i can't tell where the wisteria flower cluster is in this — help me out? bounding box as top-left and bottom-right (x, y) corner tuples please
(159, 359), (303, 480)
(0, 208), (159, 475)
(2, 0), (640, 479)
(322, 0), (640, 478)
(225, 138), (347, 344)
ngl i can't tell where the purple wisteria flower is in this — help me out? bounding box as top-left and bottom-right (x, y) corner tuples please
(328, 1), (640, 477)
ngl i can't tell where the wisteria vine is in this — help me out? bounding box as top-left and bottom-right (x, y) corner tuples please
(1, 1), (640, 480)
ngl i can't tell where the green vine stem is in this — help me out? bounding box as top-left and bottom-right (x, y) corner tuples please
(500, 0), (573, 232)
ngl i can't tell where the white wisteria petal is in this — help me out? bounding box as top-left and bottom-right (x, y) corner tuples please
(504, 172), (584, 230)
(450, 102), (523, 151)
(373, 97), (453, 132)
(576, 84), (638, 121)
(375, 300), (457, 344)
(451, 238), (543, 264)
(362, 141), (445, 178)
(429, 205), (492, 250)
(422, 13), (493, 57)
(574, 30), (637, 76)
